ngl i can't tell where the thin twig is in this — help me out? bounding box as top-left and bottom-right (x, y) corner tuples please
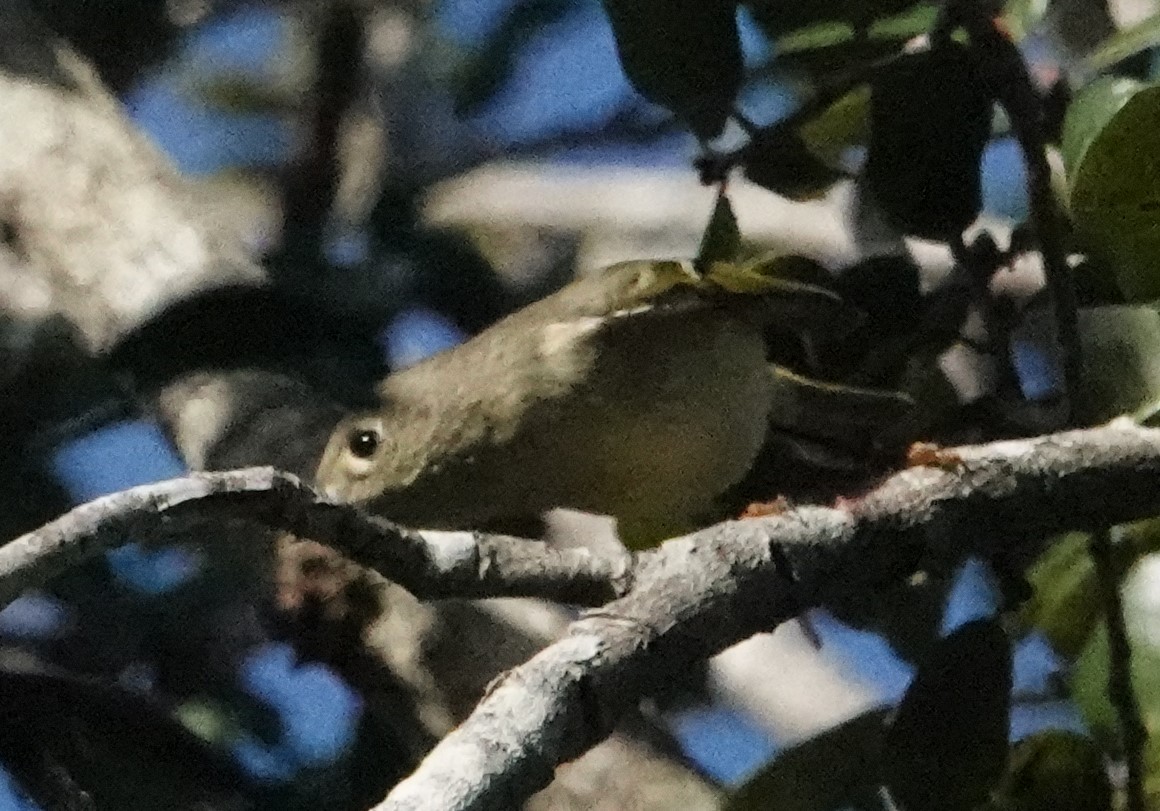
(950, 5), (1087, 423)
(945, 6), (1144, 807)
(0, 468), (634, 609)
(1090, 527), (1148, 811)
(271, 0), (366, 278)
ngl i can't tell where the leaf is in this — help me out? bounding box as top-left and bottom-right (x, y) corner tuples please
(864, 2), (938, 40)
(1063, 80), (1160, 301)
(1060, 76), (1143, 183)
(696, 191), (741, 267)
(1071, 555), (1160, 803)
(727, 709), (889, 811)
(864, 43), (994, 239)
(884, 618), (1012, 811)
(755, 3), (935, 84)
(772, 37), (905, 81)
(1021, 519), (1160, 658)
(741, 125), (849, 200)
(601, 0), (742, 139)
(1084, 15), (1160, 75)
(743, 0), (929, 43)
(992, 730), (1112, 811)
(1019, 531), (1102, 657)
(191, 74), (298, 115)
(798, 84), (872, 167)
(1078, 305), (1160, 423)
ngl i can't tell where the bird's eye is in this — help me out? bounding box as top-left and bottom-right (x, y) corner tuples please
(348, 428), (381, 459)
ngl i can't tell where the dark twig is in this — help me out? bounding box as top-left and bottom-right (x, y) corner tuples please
(944, 5), (1143, 807)
(1090, 527), (1148, 811)
(948, 4), (1086, 423)
(272, 0), (366, 277)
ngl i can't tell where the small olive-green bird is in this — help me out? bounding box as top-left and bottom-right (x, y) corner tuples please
(315, 258), (911, 546)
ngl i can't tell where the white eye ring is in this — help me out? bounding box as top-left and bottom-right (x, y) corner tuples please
(341, 418), (385, 477)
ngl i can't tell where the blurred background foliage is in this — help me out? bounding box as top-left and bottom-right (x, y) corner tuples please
(7, 0), (1160, 808)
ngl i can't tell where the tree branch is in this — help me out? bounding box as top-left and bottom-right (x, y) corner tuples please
(376, 419), (1160, 810)
(0, 468), (634, 609)
(7, 421), (1160, 810)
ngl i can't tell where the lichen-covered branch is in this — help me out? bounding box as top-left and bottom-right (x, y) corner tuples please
(0, 467), (635, 609)
(4, 422), (1160, 808)
(376, 419), (1160, 811)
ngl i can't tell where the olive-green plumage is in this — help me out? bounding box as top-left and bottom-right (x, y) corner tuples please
(315, 259), (899, 545)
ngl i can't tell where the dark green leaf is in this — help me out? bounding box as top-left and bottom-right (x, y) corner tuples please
(771, 37), (903, 81)
(1060, 76), (1143, 180)
(884, 618), (1012, 811)
(864, 44), (994, 239)
(727, 709), (889, 811)
(1018, 531), (1101, 658)
(1077, 305), (1160, 423)
(191, 74), (298, 115)
(697, 191), (741, 267)
(742, 126), (847, 200)
(1071, 560), (1160, 801)
(1021, 519), (1160, 658)
(1063, 80), (1160, 301)
(743, 0), (927, 42)
(993, 731), (1112, 811)
(601, 0), (742, 139)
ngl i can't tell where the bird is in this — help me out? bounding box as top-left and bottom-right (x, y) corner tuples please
(315, 257), (912, 547)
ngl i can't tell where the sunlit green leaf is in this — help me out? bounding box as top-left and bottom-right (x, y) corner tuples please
(1077, 305), (1160, 423)
(776, 21), (856, 53)
(1084, 15), (1160, 75)
(865, 2), (938, 39)
(1060, 76), (1143, 182)
(1002, 0), (1050, 42)
(1020, 531), (1102, 657)
(1072, 553), (1160, 806)
(1063, 80), (1160, 301)
(798, 84), (871, 167)
(745, 0), (930, 46)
